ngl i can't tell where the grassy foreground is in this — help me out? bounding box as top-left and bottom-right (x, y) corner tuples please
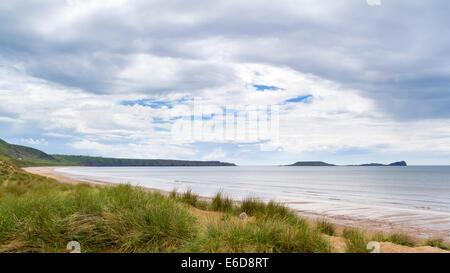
(0, 160), (330, 253)
(0, 160), (448, 253)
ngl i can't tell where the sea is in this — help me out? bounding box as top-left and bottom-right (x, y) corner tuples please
(55, 166), (450, 238)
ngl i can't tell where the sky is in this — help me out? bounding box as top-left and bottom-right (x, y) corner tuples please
(0, 0), (449, 165)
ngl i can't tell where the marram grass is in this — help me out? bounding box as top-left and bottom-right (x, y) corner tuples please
(0, 160), (334, 253)
(1, 160), (435, 253)
(425, 238), (449, 250)
(342, 228), (369, 253)
(316, 219), (336, 236)
(0, 174), (197, 252)
(186, 217), (331, 253)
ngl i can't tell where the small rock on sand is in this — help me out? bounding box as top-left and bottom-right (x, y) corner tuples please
(239, 212), (248, 220)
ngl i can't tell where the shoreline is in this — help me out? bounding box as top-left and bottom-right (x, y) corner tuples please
(23, 166), (449, 243)
(23, 166), (201, 198)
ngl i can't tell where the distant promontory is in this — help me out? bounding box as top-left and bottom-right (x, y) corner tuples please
(354, 161), (407, 166)
(0, 138), (236, 167)
(287, 161), (407, 166)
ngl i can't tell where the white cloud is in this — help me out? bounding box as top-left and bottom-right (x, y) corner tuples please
(1, 1), (450, 164)
(202, 148), (227, 161)
(69, 139), (196, 159)
(19, 138), (48, 146)
(1, 61), (450, 163)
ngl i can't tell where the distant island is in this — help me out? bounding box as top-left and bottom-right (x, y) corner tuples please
(0, 138), (236, 167)
(352, 161), (407, 166)
(288, 161), (407, 166)
(288, 161), (336, 166)
(1, 137), (408, 168)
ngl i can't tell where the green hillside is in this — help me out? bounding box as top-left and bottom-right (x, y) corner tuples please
(0, 138), (62, 167)
(52, 155), (236, 167)
(0, 138), (236, 167)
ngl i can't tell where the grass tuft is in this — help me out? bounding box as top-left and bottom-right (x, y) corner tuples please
(180, 188), (198, 207)
(425, 238), (449, 250)
(316, 219), (336, 236)
(370, 232), (386, 242)
(342, 228), (368, 253)
(211, 192), (234, 213)
(187, 217), (331, 253)
(172, 189), (209, 210)
(385, 233), (416, 247)
(369, 231), (416, 247)
(236, 198), (294, 220)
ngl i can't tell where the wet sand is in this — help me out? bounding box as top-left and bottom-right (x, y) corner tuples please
(287, 202), (450, 241)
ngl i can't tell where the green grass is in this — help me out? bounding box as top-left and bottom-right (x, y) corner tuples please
(210, 192), (234, 213)
(370, 232), (386, 243)
(186, 217), (331, 253)
(370, 232), (416, 247)
(0, 139), (62, 167)
(0, 161), (198, 252)
(0, 160), (336, 253)
(237, 198), (267, 216)
(316, 219), (336, 236)
(425, 238), (449, 250)
(0, 184), (197, 252)
(236, 198), (294, 220)
(385, 233), (416, 247)
(1, 159), (441, 253)
(180, 188), (199, 207)
(170, 189), (209, 210)
(342, 228), (369, 253)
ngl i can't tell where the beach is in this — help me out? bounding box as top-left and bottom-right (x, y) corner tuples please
(23, 166), (450, 245)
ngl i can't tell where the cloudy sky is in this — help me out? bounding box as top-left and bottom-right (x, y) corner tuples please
(1, 0), (449, 165)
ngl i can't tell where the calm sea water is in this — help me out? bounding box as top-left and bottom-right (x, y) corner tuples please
(56, 166), (450, 237)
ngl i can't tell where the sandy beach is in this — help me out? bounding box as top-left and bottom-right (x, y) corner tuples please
(24, 166), (86, 186)
(23, 166), (450, 247)
(23, 166), (171, 195)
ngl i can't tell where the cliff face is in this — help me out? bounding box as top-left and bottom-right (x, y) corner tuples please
(388, 161), (407, 166)
(356, 161), (408, 166)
